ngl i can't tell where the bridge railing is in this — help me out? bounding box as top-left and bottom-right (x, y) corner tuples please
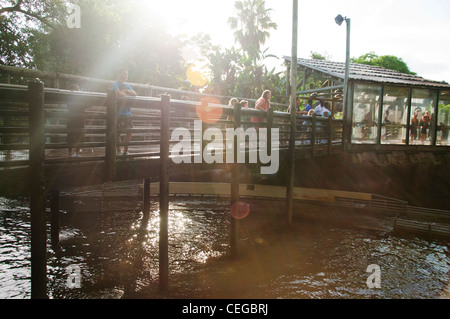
(0, 82), (343, 171)
(0, 64), (290, 110)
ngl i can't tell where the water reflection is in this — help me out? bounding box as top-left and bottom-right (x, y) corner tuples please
(0, 196), (449, 299)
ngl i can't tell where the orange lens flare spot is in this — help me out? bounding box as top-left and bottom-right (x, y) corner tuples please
(196, 97), (223, 123)
(186, 64), (208, 87)
(230, 201), (250, 220)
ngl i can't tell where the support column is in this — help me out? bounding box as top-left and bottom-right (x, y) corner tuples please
(143, 178), (151, 218)
(159, 94), (170, 292)
(105, 90), (117, 182)
(51, 189), (60, 248)
(28, 80), (47, 299)
(230, 101), (241, 258)
(286, 0), (298, 227)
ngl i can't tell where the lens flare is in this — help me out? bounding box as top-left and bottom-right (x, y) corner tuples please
(196, 97), (223, 123)
(230, 201), (250, 220)
(186, 64), (208, 87)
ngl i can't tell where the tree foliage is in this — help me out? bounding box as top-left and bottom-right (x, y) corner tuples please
(351, 51), (416, 75)
(228, 0), (277, 59)
(2, 1), (418, 109)
(0, 0), (69, 66)
(1, 0), (186, 86)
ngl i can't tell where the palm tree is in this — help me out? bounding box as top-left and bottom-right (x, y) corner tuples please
(228, 0), (277, 58)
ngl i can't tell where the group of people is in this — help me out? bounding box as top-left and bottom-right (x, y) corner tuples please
(227, 90), (272, 125)
(228, 90), (332, 122)
(67, 78), (335, 158)
(287, 97), (332, 117)
(410, 109), (432, 143)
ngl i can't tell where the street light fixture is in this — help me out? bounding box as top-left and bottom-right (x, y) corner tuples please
(335, 14), (351, 145)
(335, 14), (345, 26)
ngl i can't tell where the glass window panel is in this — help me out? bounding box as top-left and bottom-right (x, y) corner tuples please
(410, 89), (436, 145)
(381, 86), (409, 144)
(437, 90), (450, 146)
(352, 84), (381, 144)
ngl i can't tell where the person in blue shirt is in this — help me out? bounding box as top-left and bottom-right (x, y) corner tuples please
(113, 68), (136, 155)
(304, 99), (313, 113)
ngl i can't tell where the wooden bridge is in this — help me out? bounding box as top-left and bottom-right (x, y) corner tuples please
(0, 82), (343, 195)
(0, 79), (344, 298)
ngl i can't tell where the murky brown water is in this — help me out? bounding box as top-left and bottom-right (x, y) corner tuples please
(1, 195), (449, 299)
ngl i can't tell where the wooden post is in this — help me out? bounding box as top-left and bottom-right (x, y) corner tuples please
(50, 189), (60, 247)
(286, 0), (298, 227)
(201, 100), (208, 153)
(267, 108), (273, 153)
(28, 81), (47, 299)
(159, 94), (170, 292)
(376, 86), (384, 145)
(311, 114), (316, 156)
(286, 64), (291, 97)
(105, 90), (117, 181)
(405, 88), (413, 145)
(230, 101), (241, 258)
(143, 178), (151, 217)
(328, 115), (333, 155)
(431, 90), (439, 146)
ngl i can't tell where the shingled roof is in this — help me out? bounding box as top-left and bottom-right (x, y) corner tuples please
(283, 57), (450, 89)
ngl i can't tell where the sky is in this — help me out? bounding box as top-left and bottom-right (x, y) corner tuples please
(146, 0), (450, 83)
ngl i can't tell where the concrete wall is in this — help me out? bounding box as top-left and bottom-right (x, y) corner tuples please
(293, 150), (450, 210)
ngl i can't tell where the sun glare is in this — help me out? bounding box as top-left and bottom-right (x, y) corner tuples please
(139, 0), (234, 47)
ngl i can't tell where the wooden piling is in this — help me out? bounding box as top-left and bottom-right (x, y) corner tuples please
(230, 102), (241, 258)
(50, 189), (60, 247)
(159, 94), (170, 292)
(267, 108), (273, 153)
(311, 114), (316, 155)
(328, 115), (333, 155)
(105, 90), (117, 182)
(143, 178), (151, 217)
(28, 81), (47, 299)
(285, 0), (298, 227)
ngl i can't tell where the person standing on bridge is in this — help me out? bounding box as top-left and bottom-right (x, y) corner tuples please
(113, 68), (137, 155)
(251, 89), (271, 125)
(67, 83), (85, 157)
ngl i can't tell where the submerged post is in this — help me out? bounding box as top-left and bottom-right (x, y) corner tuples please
(50, 189), (60, 248)
(28, 81), (47, 299)
(230, 101), (241, 258)
(143, 178), (151, 218)
(286, 0), (299, 227)
(159, 94), (170, 292)
(328, 115), (333, 155)
(105, 90), (117, 182)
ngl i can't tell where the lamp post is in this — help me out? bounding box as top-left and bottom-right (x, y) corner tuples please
(335, 14), (351, 145)
(286, 0), (298, 227)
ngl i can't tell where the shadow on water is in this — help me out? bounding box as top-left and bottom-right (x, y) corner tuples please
(0, 195), (449, 299)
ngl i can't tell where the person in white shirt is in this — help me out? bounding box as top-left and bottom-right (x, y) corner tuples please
(314, 99), (324, 116)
